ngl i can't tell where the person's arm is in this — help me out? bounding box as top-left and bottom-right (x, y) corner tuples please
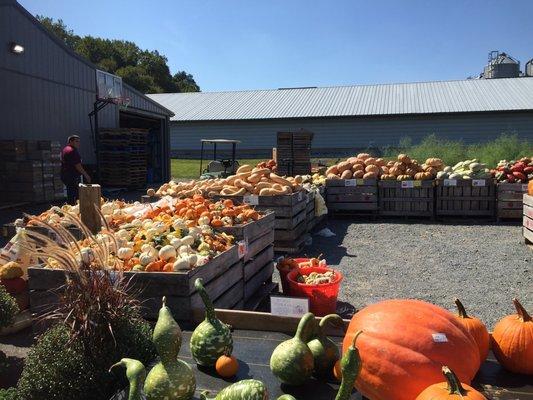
(75, 163), (91, 183)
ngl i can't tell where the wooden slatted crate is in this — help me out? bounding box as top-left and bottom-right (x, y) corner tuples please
(326, 178), (378, 213)
(28, 245), (242, 322)
(436, 178), (496, 217)
(524, 194), (533, 245)
(378, 180), (435, 218)
(497, 182), (529, 220)
(306, 190), (316, 231)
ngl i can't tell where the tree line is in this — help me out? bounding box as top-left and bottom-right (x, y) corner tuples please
(38, 16), (200, 93)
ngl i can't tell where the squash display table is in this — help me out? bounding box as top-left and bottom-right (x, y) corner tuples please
(131, 310), (533, 400)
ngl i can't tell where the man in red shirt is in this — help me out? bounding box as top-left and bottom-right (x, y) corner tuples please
(60, 135), (91, 205)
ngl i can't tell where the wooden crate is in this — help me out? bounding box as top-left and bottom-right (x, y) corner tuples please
(379, 180), (435, 218)
(243, 245), (275, 305)
(306, 191), (316, 231)
(436, 179), (496, 217)
(28, 246), (242, 322)
(524, 194), (533, 244)
(497, 183), (529, 220)
(216, 211), (275, 262)
(326, 178), (378, 213)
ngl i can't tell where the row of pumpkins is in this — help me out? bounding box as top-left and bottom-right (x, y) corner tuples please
(112, 282), (532, 400)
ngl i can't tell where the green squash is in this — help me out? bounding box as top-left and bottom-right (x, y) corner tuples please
(307, 314), (344, 378)
(190, 278), (233, 366)
(270, 312), (316, 386)
(200, 379), (296, 400)
(111, 297), (196, 400)
(109, 358), (146, 400)
(335, 331), (363, 400)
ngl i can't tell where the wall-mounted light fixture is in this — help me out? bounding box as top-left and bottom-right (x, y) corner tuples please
(10, 42), (24, 54)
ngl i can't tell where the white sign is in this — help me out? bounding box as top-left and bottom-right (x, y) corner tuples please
(344, 179), (357, 187)
(472, 179), (486, 187)
(432, 333), (448, 343)
(443, 179), (457, 187)
(401, 181), (414, 188)
(237, 240), (248, 259)
(243, 195), (259, 205)
(297, 191), (304, 202)
(522, 184), (529, 192)
(270, 295), (309, 317)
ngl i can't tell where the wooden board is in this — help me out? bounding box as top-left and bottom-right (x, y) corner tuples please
(274, 208), (307, 230)
(214, 191), (307, 207)
(243, 245), (274, 282)
(274, 219), (307, 242)
(497, 183), (529, 220)
(436, 179), (496, 217)
(524, 195), (533, 244)
(217, 211), (275, 243)
(274, 233), (310, 254)
(378, 180), (435, 217)
(244, 262), (274, 302)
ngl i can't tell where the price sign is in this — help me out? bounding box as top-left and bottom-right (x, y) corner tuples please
(401, 181), (421, 188)
(237, 240), (248, 259)
(472, 179), (486, 187)
(270, 295), (309, 317)
(443, 179), (457, 187)
(356, 179), (365, 185)
(344, 179), (357, 187)
(522, 184), (529, 192)
(243, 195), (259, 205)
(432, 333), (448, 343)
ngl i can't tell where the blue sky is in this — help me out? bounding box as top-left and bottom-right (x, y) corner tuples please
(20, 0), (533, 92)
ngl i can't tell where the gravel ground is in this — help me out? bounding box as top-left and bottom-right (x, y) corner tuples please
(275, 219), (532, 330)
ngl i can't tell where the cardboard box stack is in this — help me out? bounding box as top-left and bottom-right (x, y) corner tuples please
(0, 140), (64, 204)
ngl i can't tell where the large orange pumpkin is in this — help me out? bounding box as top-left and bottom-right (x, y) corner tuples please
(454, 298), (490, 363)
(415, 366), (487, 399)
(491, 298), (533, 375)
(342, 299), (480, 400)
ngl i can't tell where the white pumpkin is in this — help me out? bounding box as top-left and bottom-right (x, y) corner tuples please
(170, 238), (183, 249)
(141, 244), (158, 257)
(178, 245), (191, 255)
(142, 220), (153, 230)
(139, 252), (155, 266)
(101, 202), (115, 215)
(153, 221), (167, 234)
(158, 245), (176, 261)
(117, 247), (134, 260)
(116, 229), (130, 240)
(197, 216), (210, 226)
(172, 258), (190, 271)
(131, 218), (142, 227)
(79, 247), (95, 264)
(188, 227), (202, 239)
(187, 254), (198, 267)
(196, 255), (209, 267)
(171, 218), (186, 230)
(181, 235), (195, 246)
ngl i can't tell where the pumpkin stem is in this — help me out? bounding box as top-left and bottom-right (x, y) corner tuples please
(513, 298), (532, 322)
(454, 298), (469, 318)
(195, 278), (216, 321)
(442, 366), (467, 396)
(162, 296), (167, 307)
(350, 330), (363, 348)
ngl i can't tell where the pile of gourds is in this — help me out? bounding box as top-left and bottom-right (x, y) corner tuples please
(491, 157), (532, 183)
(296, 270), (336, 285)
(436, 159), (491, 180)
(151, 165), (304, 198)
(326, 153), (386, 180)
(380, 154), (445, 181)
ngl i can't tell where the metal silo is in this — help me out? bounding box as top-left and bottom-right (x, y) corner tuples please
(526, 59), (533, 77)
(483, 51), (520, 79)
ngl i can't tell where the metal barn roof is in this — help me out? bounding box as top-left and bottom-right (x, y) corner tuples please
(147, 77), (533, 122)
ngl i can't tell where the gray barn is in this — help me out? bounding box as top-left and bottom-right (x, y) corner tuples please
(0, 0), (174, 181)
(149, 78), (533, 158)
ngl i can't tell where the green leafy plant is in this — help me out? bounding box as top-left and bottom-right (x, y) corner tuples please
(0, 285), (18, 330)
(15, 215), (157, 400)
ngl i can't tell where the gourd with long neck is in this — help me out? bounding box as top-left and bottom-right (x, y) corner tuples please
(111, 297), (196, 400)
(190, 278), (233, 366)
(109, 358), (147, 400)
(270, 312), (316, 385)
(307, 314), (344, 377)
(200, 379), (297, 400)
(335, 330), (363, 400)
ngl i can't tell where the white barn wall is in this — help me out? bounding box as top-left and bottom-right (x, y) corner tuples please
(169, 111), (533, 156)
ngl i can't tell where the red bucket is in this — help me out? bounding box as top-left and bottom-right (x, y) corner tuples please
(287, 266), (342, 316)
(277, 258), (328, 295)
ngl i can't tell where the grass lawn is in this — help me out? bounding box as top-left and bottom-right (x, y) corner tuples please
(170, 157), (341, 179)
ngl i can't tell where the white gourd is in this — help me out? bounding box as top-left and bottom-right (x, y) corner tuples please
(159, 245), (176, 261)
(117, 247), (134, 260)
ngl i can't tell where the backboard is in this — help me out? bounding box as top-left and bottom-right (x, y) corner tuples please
(96, 69), (123, 101)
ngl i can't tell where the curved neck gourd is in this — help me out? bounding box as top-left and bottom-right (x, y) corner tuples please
(335, 331), (363, 400)
(109, 358), (146, 400)
(196, 278), (217, 321)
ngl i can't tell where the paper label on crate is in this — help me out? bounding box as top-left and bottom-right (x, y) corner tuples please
(237, 240), (248, 259)
(344, 179), (357, 187)
(297, 191), (304, 202)
(401, 181), (420, 188)
(432, 333), (448, 343)
(522, 184), (528, 192)
(270, 295), (309, 317)
(243, 195), (259, 205)
(472, 179), (486, 187)
(443, 179), (457, 187)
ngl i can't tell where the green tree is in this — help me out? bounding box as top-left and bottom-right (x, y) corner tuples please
(36, 16), (200, 94)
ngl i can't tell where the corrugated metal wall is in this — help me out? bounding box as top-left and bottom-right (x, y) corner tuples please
(0, 1), (116, 163)
(169, 111), (533, 156)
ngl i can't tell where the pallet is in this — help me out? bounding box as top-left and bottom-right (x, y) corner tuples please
(497, 182), (529, 221)
(28, 246), (242, 322)
(378, 180), (435, 218)
(327, 178), (378, 213)
(524, 194), (533, 245)
(436, 179), (496, 218)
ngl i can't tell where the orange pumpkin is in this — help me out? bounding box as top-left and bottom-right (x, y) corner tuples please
(415, 366), (487, 399)
(215, 354), (239, 378)
(491, 298), (533, 375)
(454, 298), (490, 363)
(342, 299), (480, 400)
